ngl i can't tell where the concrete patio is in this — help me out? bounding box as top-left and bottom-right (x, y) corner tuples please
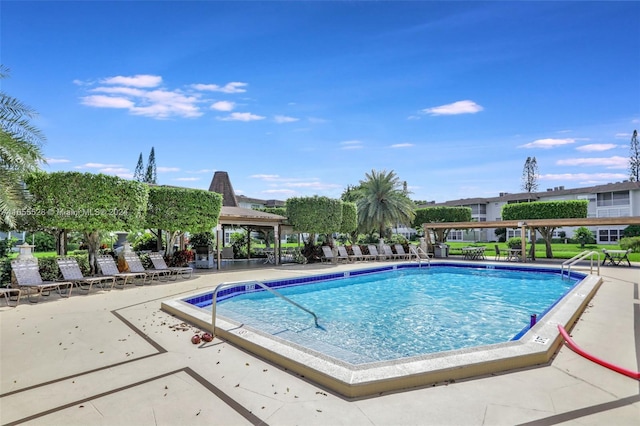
(1, 260), (638, 425)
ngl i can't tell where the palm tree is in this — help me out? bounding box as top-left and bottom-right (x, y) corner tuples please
(356, 169), (415, 238)
(0, 66), (45, 229)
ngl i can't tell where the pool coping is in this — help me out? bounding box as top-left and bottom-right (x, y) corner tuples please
(161, 263), (603, 398)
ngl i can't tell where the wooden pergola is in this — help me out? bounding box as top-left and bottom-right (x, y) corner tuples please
(423, 217), (640, 262)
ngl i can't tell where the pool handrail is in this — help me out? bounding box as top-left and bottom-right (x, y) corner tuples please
(210, 279), (320, 336)
(561, 250), (599, 278)
(409, 246), (431, 267)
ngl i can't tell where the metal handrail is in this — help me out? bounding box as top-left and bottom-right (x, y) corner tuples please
(210, 280), (320, 336)
(561, 250), (600, 278)
(410, 246), (431, 267)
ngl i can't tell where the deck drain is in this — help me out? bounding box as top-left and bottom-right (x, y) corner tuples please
(532, 336), (550, 345)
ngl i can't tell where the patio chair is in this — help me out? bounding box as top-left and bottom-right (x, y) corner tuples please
(321, 246), (347, 263)
(382, 244), (403, 260)
(10, 259), (73, 303)
(57, 257), (116, 293)
(0, 287), (21, 307)
(123, 252), (171, 283)
(494, 245), (504, 261)
(96, 255), (147, 287)
(352, 245), (374, 261)
(394, 244), (411, 260)
(336, 246), (353, 262)
(367, 245), (387, 261)
(148, 252), (193, 279)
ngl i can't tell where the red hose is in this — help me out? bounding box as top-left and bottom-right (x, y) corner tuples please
(557, 325), (640, 380)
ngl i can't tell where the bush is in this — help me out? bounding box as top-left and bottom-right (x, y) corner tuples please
(169, 250), (194, 267)
(620, 236), (640, 253)
(26, 232), (56, 252)
(623, 225), (640, 238)
(0, 258), (11, 287)
(574, 226), (595, 248)
(506, 237), (522, 249)
(133, 233), (162, 252)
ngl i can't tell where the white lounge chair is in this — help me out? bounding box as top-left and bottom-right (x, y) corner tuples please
(10, 259), (73, 303)
(352, 245), (374, 261)
(123, 253), (171, 283)
(148, 252), (193, 279)
(57, 257), (116, 292)
(367, 245), (387, 261)
(394, 244), (411, 260)
(97, 255), (147, 287)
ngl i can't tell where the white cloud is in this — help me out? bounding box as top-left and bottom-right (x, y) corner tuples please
(615, 132), (632, 139)
(250, 174), (281, 180)
(75, 163), (122, 169)
(390, 143), (414, 148)
(274, 115), (299, 123)
(44, 158), (71, 164)
(307, 117), (328, 124)
(340, 140), (364, 150)
(191, 82), (248, 93)
(576, 144), (618, 152)
(261, 189), (297, 195)
(102, 75), (162, 88)
(81, 95), (134, 109)
(175, 177), (200, 181)
(187, 169), (216, 174)
(217, 112), (265, 122)
(99, 167), (130, 174)
(157, 166), (180, 173)
(539, 172), (628, 181)
(421, 100), (483, 116)
(211, 101), (235, 111)
(519, 138), (576, 149)
(556, 156), (628, 169)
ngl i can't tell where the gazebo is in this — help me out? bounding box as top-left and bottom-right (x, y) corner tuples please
(208, 171), (289, 269)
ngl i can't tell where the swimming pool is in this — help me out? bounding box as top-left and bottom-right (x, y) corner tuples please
(162, 262), (602, 397)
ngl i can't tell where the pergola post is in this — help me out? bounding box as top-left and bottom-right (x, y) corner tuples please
(274, 225), (280, 265)
(519, 222), (527, 263)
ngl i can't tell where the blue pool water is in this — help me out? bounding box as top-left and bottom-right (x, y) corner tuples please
(193, 266), (580, 364)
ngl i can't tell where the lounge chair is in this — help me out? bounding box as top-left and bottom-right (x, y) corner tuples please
(367, 245), (387, 261)
(394, 244), (411, 260)
(337, 246), (354, 262)
(10, 259), (73, 303)
(382, 244), (403, 260)
(123, 252), (171, 283)
(352, 245), (374, 261)
(321, 246), (348, 263)
(96, 255), (147, 287)
(0, 287), (21, 307)
(57, 257), (116, 293)
(148, 252), (193, 279)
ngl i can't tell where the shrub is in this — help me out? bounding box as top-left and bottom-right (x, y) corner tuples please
(0, 258), (11, 287)
(133, 233), (162, 252)
(169, 250), (194, 267)
(574, 226), (595, 248)
(620, 236), (640, 253)
(25, 232), (56, 252)
(506, 237), (522, 249)
(623, 225), (640, 238)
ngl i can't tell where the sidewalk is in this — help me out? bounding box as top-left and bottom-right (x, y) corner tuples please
(1, 261), (638, 425)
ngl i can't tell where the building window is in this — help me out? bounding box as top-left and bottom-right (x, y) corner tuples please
(597, 190), (629, 207)
(598, 229), (622, 243)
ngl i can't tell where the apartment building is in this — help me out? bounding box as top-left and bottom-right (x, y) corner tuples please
(424, 181), (640, 244)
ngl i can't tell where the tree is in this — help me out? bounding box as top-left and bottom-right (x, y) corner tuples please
(0, 66), (46, 229)
(629, 130), (639, 182)
(502, 200), (588, 258)
(413, 206), (472, 244)
(573, 226), (594, 249)
(133, 153), (145, 182)
(145, 186), (222, 256)
(340, 202), (358, 244)
(25, 172), (149, 273)
(145, 147), (157, 184)
(521, 156), (539, 193)
(286, 196), (343, 252)
(356, 169), (415, 238)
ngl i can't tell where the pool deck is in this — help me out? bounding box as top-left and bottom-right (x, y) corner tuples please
(1, 259), (638, 425)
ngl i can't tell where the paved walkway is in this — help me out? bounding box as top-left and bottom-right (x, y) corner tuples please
(1, 260), (638, 425)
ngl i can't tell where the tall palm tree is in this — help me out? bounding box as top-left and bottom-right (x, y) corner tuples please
(0, 66), (45, 229)
(356, 169), (415, 238)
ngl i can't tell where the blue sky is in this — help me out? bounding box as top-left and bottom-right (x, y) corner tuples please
(3, 1), (639, 203)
